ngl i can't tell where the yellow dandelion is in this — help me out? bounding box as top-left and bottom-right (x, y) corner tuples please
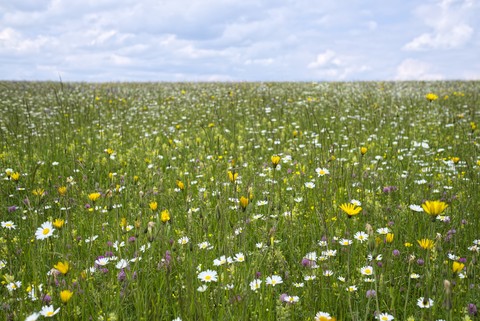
(339, 203), (362, 217)
(417, 238), (434, 250)
(421, 200), (448, 217)
(88, 192), (101, 202)
(60, 289), (73, 303)
(54, 261), (70, 275)
(149, 201), (158, 211)
(161, 209), (171, 223)
(271, 155), (281, 168)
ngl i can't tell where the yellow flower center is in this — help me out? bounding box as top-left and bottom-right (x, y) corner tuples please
(47, 312), (54, 316)
(205, 275), (211, 281)
(43, 228), (50, 235)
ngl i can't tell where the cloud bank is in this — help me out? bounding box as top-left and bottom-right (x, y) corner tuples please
(0, 0), (479, 81)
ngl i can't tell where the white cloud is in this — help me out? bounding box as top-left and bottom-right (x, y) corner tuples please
(404, 0), (476, 50)
(308, 50), (337, 69)
(395, 59), (444, 80)
(0, 0), (479, 81)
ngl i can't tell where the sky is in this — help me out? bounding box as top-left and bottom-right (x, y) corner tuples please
(0, 0), (479, 82)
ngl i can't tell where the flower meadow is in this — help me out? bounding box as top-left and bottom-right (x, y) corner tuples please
(0, 81), (479, 321)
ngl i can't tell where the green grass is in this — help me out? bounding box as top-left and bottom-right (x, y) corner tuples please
(0, 81), (479, 321)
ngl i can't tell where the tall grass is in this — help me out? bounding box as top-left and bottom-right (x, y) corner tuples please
(0, 81), (479, 320)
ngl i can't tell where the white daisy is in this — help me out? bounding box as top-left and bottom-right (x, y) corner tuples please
(198, 270), (218, 282)
(39, 305), (60, 317)
(266, 275), (283, 286)
(249, 279), (262, 291)
(35, 221), (55, 240)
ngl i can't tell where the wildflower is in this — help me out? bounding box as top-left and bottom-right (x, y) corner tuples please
(35, 222), (55, 240)
(323, 270), (334, 276)
(160, 209), (170, 223)
(6, 281), (21, 292)
(239, 196), (249, 210)
(271, 155), (281, 168)
(467, 303), (478, 316)
(339, 238), (352, 246)
(315, 311), (336, 321)
(60, 289), (73, 303)
(94, 257), (110, 266)
(346, 285), (358, 292)
(115, 259), (129, 269)
(377, 313), (394, 321)
(451, 157), (460, 164)
(283, 295), (299, 304)
(354, 231), (369, 243)
(10, 172), (20, 181)
(32, 188), (45, 197)
(350, 199), (361, 206)
(149, 201), (158, 211)
(250, 279), (262, 291)
(234, 253), (245, 262)
(304, 181), (315, 189)
(385, 233), (394, 243)
(52, 219), (65, 229)
(425, 93), (438, 101)
(266, 275), (283, 286)
(452, 261), (465, 274)
(178, 236), (189, 245)
(366, 289), (376, 298)
(417, 297), (434, 308)
(417, 238), (434, 250)
(339, 203), (362, 217)
(24, 312), (40, 321)
(409, 204), (424, 212)
(421, 200), (448, 217)
(360, 266), (374, 276)
(88, 192), (101, 202)
(213, 255), (227, 266)
(57, 186), (67, 196)
(410, 273), (420, 279)
(176, 180), (185, 190)
(316, 167), (330, 176)
(360, 147), (368, 155)
(39, 305), (60, 317)
(228, 171), (238, 183)
(53, 261), (70, 275)
(198, 270), (218, 282)
(1, 221), (16, 230)
(377, 227), (390, 235)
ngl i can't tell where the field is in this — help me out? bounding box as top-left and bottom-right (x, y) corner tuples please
(0, 81), (479, 321)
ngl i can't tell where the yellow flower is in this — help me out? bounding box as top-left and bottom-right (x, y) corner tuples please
(451, 157), (460, 164)
(228, 171), (238, 183)
(425, 93), (438, 101)
(339, 203), (362, 217)
(58, 186), (67, 196)
(239, 196), (249, 210)
(60, 289), (73, 303)
(10, 172), (20, 181)
(149, 201), (158, 211)
(88, 192), (101, 202)
(176, 180), (185, 190)
(53, 219), (65, 229)
(404, 242), (413, 247)
(161, 209), (171, 223)
(452, 261), (465, 273)
(120, 217), (127, 229)
(385, 233), (394, 243)
(421, 200), (448, 217)
(271, 155), (281, 168)
(471, 122), (477, 132)
(54, 261), (70, 275)
(105, 148), (114, 155)
(32, 188), (45, 197)
(360, 147), (368, 155)
(417, 238), (434, 250)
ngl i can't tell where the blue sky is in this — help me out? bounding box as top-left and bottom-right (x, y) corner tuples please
(0, 0), (479, 81)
